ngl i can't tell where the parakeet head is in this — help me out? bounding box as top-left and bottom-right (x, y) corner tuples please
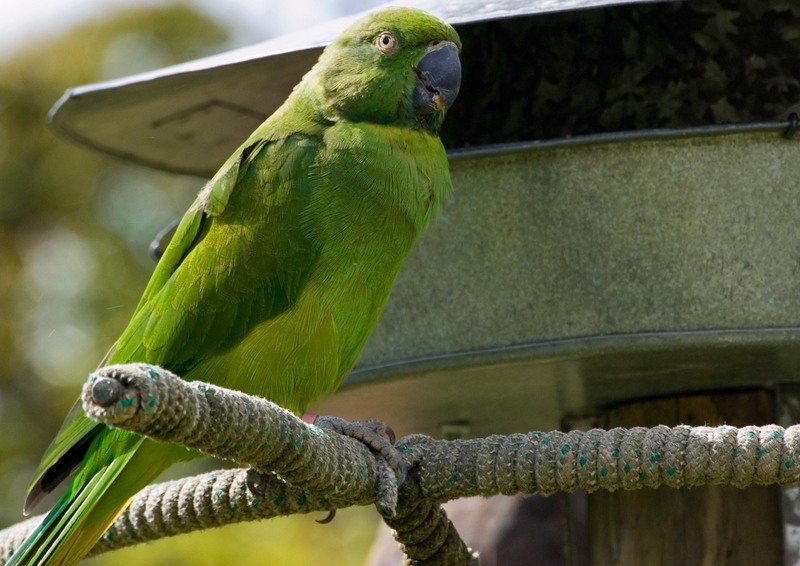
(311, 7), (461, 134)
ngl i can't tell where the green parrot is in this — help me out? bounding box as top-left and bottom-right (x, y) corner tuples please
(8, 7), (461, 565)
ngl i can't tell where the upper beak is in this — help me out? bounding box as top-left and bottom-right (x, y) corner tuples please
(413, 41), (461, 115)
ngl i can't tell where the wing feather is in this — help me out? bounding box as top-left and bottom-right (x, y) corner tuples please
(25, 133), (322, 510)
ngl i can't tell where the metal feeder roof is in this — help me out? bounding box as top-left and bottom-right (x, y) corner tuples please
(47, 0), (667, 177)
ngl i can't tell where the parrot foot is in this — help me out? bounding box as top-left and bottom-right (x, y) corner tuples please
(245, 416), (405, 522)
(312, 415), (407, 485)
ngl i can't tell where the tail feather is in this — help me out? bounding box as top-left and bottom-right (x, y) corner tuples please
(9, 429), (190, 566)
(7, 449), (140, 566)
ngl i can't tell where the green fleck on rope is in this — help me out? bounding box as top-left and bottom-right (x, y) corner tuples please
(146, 365), (160, 382)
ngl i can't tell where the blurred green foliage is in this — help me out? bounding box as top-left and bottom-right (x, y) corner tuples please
(0, 3), (377, 564)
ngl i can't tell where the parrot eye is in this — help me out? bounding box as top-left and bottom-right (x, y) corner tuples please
(375, 32), (399, 54)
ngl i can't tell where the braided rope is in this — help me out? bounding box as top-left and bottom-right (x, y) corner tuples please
(81, 363), (398, 514)
(1, 364), (798, 565)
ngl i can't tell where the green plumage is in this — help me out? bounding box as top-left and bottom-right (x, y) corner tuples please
(9, 8), (460, 565)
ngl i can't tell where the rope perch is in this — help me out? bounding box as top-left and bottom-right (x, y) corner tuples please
(1, 363), (799, 565)
(82, 363), (400, 515)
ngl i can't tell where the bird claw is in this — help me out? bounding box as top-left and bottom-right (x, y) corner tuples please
(316, 509), (337, 524)
(247, 416), (403, 521)
(245, 468), (268, 497)
(312, 416), (407, 485)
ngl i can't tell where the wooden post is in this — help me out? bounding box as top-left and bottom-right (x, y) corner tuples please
(586, 390), (781, 565)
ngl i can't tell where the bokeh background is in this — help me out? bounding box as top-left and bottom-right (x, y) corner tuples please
(0, 2), (386, 564)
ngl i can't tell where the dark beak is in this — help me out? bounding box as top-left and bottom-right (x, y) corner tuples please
(413, 41), (461, 115)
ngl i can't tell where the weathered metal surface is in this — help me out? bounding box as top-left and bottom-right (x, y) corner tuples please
(315, 125), (800, 437)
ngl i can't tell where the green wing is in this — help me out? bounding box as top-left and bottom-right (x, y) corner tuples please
(25, 133), (322, 512)
(113, 133), (321, 371)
